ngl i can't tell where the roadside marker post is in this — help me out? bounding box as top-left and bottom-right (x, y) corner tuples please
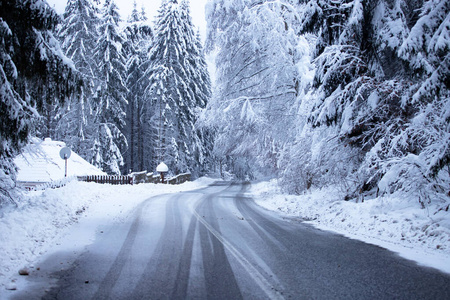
(59, 147), (72, 178)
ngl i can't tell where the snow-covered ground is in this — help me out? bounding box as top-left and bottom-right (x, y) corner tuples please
(0, 177), (216, 293)
(14, 138), (105, 185)
(249, 179), (450, 274)
(2, 177), (449, 294)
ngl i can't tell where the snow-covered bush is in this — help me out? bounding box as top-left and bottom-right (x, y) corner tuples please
(364, 97), (450, 210)
(279, 136), (315, 194)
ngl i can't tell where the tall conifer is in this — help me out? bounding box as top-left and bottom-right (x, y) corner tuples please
(92, 0), (128, 174)
(0, 0), (79, 204)
(56, 0), (100, 160)
(143, 0), (211, 176)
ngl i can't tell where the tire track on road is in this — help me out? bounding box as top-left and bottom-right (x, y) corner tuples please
(194, 194), (285, 300)
(129, 196), (183, 299)
(91, 201), (147, 300)
(171, 212), (198, 299)
(196, 196), (244, 299)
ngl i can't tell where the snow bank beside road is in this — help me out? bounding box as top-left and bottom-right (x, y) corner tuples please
(0, 177), (216, 291)
(250, 180), (450, 274)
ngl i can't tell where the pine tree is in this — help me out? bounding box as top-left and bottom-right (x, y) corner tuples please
(143, 0), (211, 176)
(193, 30), (214, 173)
(56, 0), (101, 161)
(92, 0), (128, 174)
(123, 1), (153, 173)
(0, 0), (80, 205)
(279, 0), (449, 207)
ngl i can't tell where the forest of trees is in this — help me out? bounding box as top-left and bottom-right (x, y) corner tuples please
(202, 0), (449, 209)
(1, 0), (449, 210)
(55, 0), (212, 176)
(0, 0), (212, 204)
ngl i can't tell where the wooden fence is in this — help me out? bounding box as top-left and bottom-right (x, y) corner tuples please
(78, 175), (133, 185)
(77, 173), (190, 185)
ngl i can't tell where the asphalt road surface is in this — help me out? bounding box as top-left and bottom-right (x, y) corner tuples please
(12, 182), (450, 299)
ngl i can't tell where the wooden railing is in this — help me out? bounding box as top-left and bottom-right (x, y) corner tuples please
(20, 173), (190, 192)
(77, 173), (190, 186)
(78, 175), (133, 185)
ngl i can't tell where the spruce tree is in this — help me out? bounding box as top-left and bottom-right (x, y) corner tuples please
(56, 0), (101, 161)
(0, 0), (80, 204)
(123, 1), (153, 173)
(92, 0), (128, 174)
(143, 0), (211, 176)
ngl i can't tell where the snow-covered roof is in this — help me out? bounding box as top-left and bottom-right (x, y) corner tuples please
(14, 138), (106, 183)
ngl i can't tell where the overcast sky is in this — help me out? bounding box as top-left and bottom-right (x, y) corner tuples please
(47, 0), (208, 41)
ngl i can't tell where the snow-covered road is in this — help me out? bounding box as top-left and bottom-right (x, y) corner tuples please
(9, 182), (450, 299)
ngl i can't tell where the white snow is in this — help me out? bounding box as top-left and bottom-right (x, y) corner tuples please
(0, 177), (217, 294)
(14, 137), (105, 184)
(156, 162), (169, 172)
(367, 90), (379, 109)
(2, 175), (449, 295)
(1, 136), (218, 294)
(249, 179), (450, 274)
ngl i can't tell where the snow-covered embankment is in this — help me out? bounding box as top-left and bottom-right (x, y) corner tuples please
(250, 180), (450, 274)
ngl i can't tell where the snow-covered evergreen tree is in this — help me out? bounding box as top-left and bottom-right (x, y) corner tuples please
(282, 0), (449, 209)
(0, 0), (80, 205)
(56, 0), (101, 161)
(123, 1), (153, 173)
(92, 0), (128, 174)
(368, 0), (450, 206)
(143, 0), (211, 176)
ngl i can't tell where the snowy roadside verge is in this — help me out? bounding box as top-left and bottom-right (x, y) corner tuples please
(0, 177), (216, 291)
(249, 180), (450, 274)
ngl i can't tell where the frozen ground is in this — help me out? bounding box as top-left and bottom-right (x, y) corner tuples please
(249, 179), (450, 274)
(0, 177), (216, 293)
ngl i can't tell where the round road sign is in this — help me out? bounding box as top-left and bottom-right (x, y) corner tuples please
(59, 147), (72, 160)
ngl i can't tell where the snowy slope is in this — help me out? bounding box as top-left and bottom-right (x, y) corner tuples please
(14, 138), (105, 184)
(250, 180), (450, 274)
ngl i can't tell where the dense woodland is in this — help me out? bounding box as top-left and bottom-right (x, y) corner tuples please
(202, 0), (449, 209)
(0, 0), (212, 205)
(1, 0), (449, 211)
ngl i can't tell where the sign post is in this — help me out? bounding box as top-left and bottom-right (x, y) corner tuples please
(59, 147), (72, 177)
